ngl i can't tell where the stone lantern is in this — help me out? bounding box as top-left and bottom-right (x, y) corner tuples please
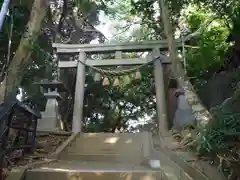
(35, 79), (65, 131)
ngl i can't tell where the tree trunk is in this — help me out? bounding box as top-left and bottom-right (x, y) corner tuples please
(0, 0), (11, 32)
(0, 0), (47, 101)
(158, 0), (212, 128)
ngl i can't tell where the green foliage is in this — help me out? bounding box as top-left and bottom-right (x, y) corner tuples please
(184, 6), (209, 32)
(82, 64), (156, 132)
(230, 6), (240, 40)
(186, 27), (229, 75)
(183, 6), (230, 88)
(182, 5), (240, 155)
(193, 0), (240, 19)
(197, 82), (240, 154)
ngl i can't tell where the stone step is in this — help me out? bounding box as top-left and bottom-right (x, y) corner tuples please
(58, 153), (144, 164)
(58, 132), (152, 163)
(64, 133), (145, 153)
(25, 170), (166, 180)
(24, 160), (168, 180)
(64, 144), (143, 154)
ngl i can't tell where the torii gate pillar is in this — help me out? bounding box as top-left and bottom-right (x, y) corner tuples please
(153, 48), (168, 136)
(72, 51), (86, 133)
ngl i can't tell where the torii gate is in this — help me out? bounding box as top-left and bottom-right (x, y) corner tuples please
(53, 40), (182, 134)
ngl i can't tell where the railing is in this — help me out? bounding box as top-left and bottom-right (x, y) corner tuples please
(0, 93), (41, 179)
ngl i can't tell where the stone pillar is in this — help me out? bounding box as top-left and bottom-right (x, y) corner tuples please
(72, 51), (86, 133)
(152, 48), (168, 136)
(36, 80), (65, 131)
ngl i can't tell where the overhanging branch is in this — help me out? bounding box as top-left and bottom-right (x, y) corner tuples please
(182, 17), (217, 42)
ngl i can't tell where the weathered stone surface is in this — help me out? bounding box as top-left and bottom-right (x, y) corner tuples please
(173, 94), (195, 130)
(25, 170), (165, 180)
(58, 133), (151, 165)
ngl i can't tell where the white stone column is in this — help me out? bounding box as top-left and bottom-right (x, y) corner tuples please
(152, 48), (168, 135)
(72, 51), (86, 133)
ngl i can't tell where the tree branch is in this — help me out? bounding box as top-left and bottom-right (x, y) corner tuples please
(182, 17), (217, 42)
(72, 7), (108, 42)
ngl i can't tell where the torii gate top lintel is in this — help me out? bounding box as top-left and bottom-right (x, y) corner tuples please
(52, 39), (182, 54)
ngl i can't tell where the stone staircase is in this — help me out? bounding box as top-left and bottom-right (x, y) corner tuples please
(25, 160), (164, 180)
(8, 132), (227, 180)
(8, 132), (177, 180)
